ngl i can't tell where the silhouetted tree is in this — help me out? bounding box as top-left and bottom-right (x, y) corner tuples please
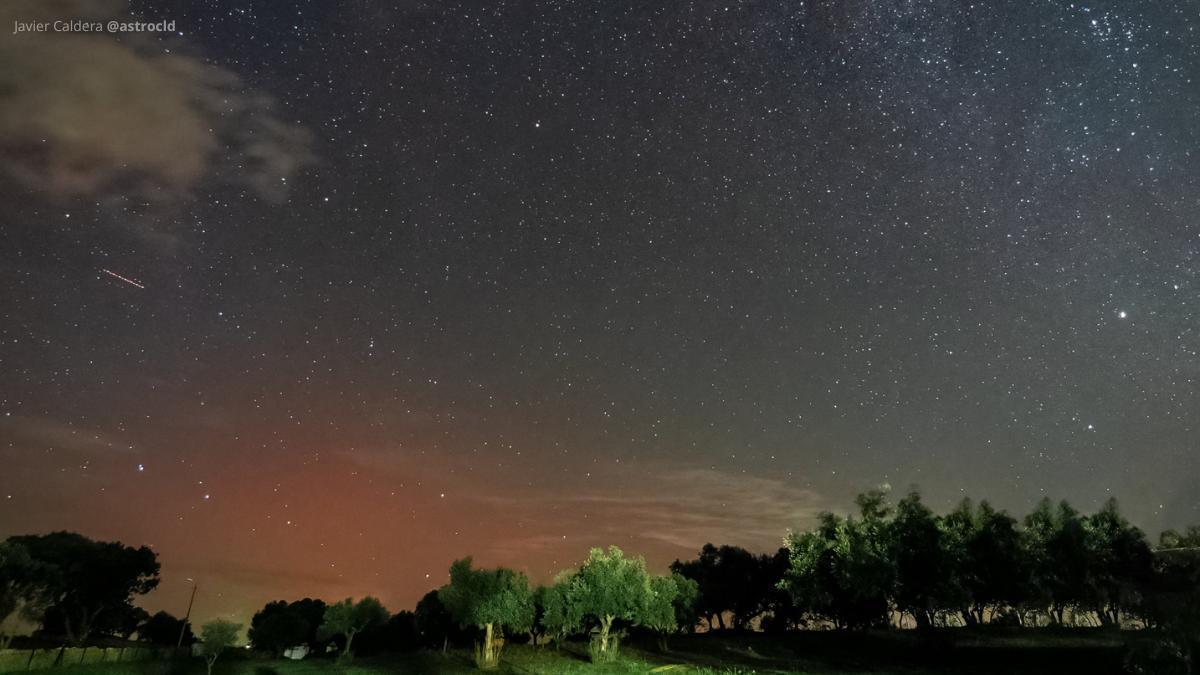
(1025, 499), (1090, 625)
(890, 490), (951, 628)
(671, 543), (773, 630)
(139, 610), (193, 647)
(759, 548), (803, 632)
(286, 598), (328, 651)
(0, 541), (52, 648)
(249, 600), (310, 655)
(414, 589), (458, 653)
(942, 499), (1031, 625)
(10, 532), (159, 644)
(1085, 498), (1153, 626)
(356, 610), (419, 654)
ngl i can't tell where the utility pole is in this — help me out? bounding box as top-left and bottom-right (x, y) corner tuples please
(177, 582), (197, 651)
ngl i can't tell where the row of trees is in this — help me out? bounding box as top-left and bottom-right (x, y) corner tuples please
(780, 490), (1190, 631)
(5, 491), (1199, 672)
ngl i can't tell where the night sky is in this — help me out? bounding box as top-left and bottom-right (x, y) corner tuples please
(2, 0), (1198, 625)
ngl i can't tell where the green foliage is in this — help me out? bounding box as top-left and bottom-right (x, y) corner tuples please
(642, 574), (680, 635)
(559, 546), (654, 662)
(890, 490), (951, 628)
(538, 578), (571, 647)
(319, 596), (389, 660)
(439, 558), (534, 669)
(782, 492), (895, 630)
(440, 558), (535, 634)
(199, 619), (241, 675)
(670, 572), (700, 632)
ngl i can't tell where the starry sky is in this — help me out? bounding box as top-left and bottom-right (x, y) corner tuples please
(1, 0), (1198, 625)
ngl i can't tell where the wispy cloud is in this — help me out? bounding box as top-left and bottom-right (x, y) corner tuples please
(0, 416), (137, 456)
(479, 465), (832, 557)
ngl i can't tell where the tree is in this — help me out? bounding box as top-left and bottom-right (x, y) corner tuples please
(1086, 498), (1153, 626)
(414, 590), (457, 654)
(782, 490), (895, 630)
(670, 572), (700, 635)
(1133, 547), (1200, 674)
(0, 541), (52, 649)
(355, 611), (419, 654)
(1025, 499), (1090, 625)
(670, 544), (767, 630)
(759, 548), (803, 633)
(318, 597), (389, 661)
(139, 610), (193, 647)
(643, 574), (686, 652)
(287, 598), (329, 651)
(439, 558), (534, 670)
(1159, 526), (1200, 550)
(538, 579), (571, 650)
(198, 619), (240, 675)
(9, 532), (160, 644)
(249, 601), (311, 655)
(942, 499), (1031, 626)
(562, 546), (653, 662)
(890, 490), (950, 628)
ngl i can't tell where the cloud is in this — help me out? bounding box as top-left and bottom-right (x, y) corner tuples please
(0, 415), (137, 456)
(0, 0), (310, 207)
(480, 465), (832, 557)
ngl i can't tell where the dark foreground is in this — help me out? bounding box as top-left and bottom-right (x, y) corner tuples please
(5, 628), (1140, 674)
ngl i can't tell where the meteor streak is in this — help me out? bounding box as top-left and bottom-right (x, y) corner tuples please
(100, 268), (145, 289)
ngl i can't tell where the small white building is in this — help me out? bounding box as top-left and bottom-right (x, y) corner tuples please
(282, 645), (310, 660)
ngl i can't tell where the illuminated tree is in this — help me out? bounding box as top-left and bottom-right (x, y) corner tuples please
(563, 546), (653, 662)
(318, 596), (389, 661)
(198, 619), (240, 675)
(439, 558), (534, 670)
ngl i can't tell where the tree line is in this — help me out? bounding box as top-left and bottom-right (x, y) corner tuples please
(2, 490), (1198, 672)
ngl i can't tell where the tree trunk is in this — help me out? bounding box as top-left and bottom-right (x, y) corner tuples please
(599, 615), (613, 655)
(343, 629), (356, 659)
(480, 622), (499, 668)
(716, 612), (726, 631)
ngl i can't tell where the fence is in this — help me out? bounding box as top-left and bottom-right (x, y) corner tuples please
(0, 646), (174, 672)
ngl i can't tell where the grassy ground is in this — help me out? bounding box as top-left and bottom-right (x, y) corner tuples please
(12, 629), (1130, 675)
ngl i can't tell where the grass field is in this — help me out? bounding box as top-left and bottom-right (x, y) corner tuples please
(15, 630), (1131, 675)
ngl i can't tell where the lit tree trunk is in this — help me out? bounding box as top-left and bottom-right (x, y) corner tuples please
(480, 622), (499, 668)
(599, 615), (614, 656)
(342, 628), (356, 659)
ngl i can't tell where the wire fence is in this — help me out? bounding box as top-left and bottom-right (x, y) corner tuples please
(0, 646), (177, 672)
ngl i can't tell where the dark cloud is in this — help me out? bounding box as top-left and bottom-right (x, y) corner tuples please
(0, 0), (310, 207)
